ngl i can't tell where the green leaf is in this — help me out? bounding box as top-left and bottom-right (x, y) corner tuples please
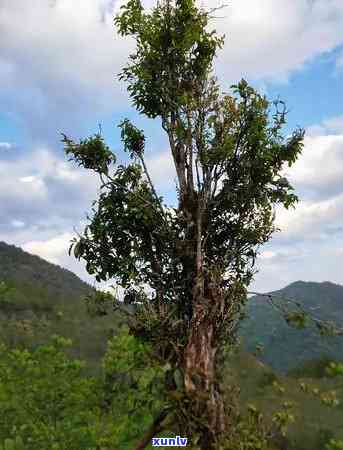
(73, 241), (82, 259)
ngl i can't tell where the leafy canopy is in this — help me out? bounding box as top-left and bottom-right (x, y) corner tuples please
(62, 1), (305, 447)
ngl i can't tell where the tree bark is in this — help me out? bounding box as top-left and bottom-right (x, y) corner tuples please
(183, 311), (226, 450)
(178, 193), (227, 449)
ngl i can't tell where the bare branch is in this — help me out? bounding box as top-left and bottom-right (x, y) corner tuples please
(247, 291), (343, 336)
(137, 153), (170, 224)
(99, 172), (172, 223)
(195, 156), (202, 192)
(186, 110), (195, 195)
(205, 4), (229, 16)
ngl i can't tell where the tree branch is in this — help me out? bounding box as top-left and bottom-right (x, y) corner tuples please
(247, 291), (343, 336)
(99, 173), (167, 216)
(186, 109), (195, 196)
(112, 301), (135, 317)
(138, 154), (170, 224)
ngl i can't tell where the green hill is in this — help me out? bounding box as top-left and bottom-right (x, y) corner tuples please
(0, 240), (94, 305)
(239, 280), (343, 374)
(1, 240), (343, 377)
(0, 241), (124, 373)
(1, 241), (343, 448)
(0, 240), (95, 323)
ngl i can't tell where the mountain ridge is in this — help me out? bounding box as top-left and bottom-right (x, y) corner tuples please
(240, 279), (343, 373)
(0, 240), (95, 304)
(1, 240), (342, 374)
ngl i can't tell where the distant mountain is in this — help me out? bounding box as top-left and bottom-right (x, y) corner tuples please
(239, 280), (343, 374)
(0, 241), (94, 307)
(1, 240), (342, 375)
(1, 242), (342, 450)
(0, 241), (123, 373)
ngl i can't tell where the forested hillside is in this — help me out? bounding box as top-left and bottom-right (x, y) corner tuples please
(0, 241), (343, 449)
(240, 281), (343, 373)
(0, 241), (94, 304)
(1, 241), (343, 375)
(0, 241), (124, 372)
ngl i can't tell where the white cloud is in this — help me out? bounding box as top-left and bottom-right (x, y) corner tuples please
(208, 0), (343, 84)
(323, 115), (343, 133)
(251, 114), (343, 291)
(0, 165), (48, 203)
(22, 232), (74, 265)
(1, 0), (343, 145)
(19, 176), (38, 183)
(253, 240), (343, 293)
(307, 115), (343, 136)
(282, 134), (343, 199)
(0, 0), (132, 144)
(0, 146), (102, 215)
(145, 151), (176, 190)
(270, 117), (343, 242)
(274, 194), (343, 240)
(11, 220), (25, 228)
(0, 145), (101, 247)
(0, 142), (12, 150)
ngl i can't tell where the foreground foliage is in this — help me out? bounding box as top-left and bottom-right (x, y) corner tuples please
(0, 330), (290, 450)
(0, 318), (342, 450)
(0, 327), (164, 450)
(0, 336), (101, 450)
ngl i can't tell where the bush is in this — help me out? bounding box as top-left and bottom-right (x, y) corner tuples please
(258, 371), (279, 388)
(288, 356), (335, 379)
(316, 428), (336, 450)
(0, 336), (101, 449)
(0, 327), (166, 450)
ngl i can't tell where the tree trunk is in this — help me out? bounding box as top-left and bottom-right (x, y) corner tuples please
(183, 312), (226, 450)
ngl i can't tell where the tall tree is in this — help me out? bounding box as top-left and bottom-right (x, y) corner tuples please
(62, 0), (304, 448)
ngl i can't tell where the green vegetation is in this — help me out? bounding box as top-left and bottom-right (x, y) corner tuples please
(0, 241), (93, 302)
(2, 241), (343, 378)
(61, 0), (306, 446)
(288, 356), (339, 379)
(0, 326), (168, 450)
(1, 266), (343, 448)
(0, 242), (125, 375)
(222, 349), (343, 450)
(2, 0), (343, 445)
(0, 336), (100, 450)
(0, 317), (342, 450)
(241, 281), (343, 373)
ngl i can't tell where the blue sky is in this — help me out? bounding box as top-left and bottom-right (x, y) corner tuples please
(1, 0), (343, 294)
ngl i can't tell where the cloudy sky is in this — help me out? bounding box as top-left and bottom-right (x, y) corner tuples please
(1, 0), (343, 294)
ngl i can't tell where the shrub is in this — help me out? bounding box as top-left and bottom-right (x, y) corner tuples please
(259, 371), (279, 388)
